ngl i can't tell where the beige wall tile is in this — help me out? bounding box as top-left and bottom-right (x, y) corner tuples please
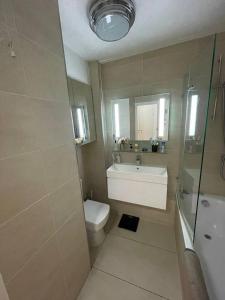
(12, 0), (63, 57)
(20, 36), (68, 102)
(0, 92), (73, 159)
(102, 55), (142, 89)
(0, 28), (26, 94)
(56, 213), (90, 300)
(0, 92), (39, 159)
(0, 198), (54, 282)
(104, 85), (142, 100)
(31, 99), (73, 149)
(109, 198), (176, 226)
(0, 0), (16, 29)
(7, 237), (68, 300)
(142, 50), (189, 84)
(0, 151), (46, 225)
(41, 143), (77, 194)
(48, 178), (83, 230)
(0, 1), (89, 299)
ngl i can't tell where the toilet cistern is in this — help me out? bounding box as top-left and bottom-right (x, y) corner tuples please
(84, 199), (110, 247)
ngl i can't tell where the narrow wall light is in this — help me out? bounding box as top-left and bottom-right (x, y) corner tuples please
(189, 95), (198, 137)
(158, 98), (165, 138)
(114, 103), (120, 138)
(77, 108), (85, 139)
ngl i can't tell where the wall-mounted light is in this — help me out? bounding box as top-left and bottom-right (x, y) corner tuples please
(189, 95), (198, 137)
(114, 103), (120, 138)
(158, 98), (165, 138)
(76, 107), (86, 139)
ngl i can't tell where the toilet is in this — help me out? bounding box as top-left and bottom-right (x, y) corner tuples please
(84, 199), (110, 247)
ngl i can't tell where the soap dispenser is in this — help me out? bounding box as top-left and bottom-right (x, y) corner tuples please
(160, 141), (166, 153)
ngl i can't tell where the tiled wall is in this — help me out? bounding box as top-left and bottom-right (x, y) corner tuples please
(201, 32), (225, 196)
(99, 37), (212, 223)
(0, 1), (90, 299)
(80, 62), (108, 203)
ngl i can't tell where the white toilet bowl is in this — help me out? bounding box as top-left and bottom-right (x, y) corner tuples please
(84, 199), (110, 247)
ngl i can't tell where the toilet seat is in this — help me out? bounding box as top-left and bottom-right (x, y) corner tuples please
(84, 200), (110, 232)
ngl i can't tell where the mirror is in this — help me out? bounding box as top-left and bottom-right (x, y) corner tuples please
(67, 78), (96, 145)
(111, 93), (170, 141)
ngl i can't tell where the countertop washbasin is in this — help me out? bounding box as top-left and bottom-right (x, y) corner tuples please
(107, 163), (168, 185)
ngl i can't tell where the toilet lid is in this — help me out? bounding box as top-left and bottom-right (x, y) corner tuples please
(84, 200), (110, 225)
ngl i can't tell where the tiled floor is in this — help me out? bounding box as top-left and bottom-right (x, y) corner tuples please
(78, 216), (182, 300)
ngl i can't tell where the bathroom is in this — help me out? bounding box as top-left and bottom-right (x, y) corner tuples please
(0, 0), (225, 299)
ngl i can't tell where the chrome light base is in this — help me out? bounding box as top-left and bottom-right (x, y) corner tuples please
(89, 0), (135, 42)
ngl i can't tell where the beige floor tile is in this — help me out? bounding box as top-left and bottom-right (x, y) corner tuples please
(111, 216), (177, 252)
(78, 268), (164, 300)
(94, 235), (182, 300)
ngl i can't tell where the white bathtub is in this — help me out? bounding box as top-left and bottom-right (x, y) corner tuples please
(194, 194), (225, 300)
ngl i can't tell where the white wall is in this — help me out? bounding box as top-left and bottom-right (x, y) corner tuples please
(64, 45), (90, 84)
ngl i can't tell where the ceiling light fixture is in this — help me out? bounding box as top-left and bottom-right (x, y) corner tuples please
(89, 0), (135, 42)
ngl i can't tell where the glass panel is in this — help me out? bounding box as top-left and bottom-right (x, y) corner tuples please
(178, 35), (216, 239)
(194, 33), (225, 300)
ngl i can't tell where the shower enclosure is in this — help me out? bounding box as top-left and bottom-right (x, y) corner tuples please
(178, 33), (225, 300)
(178, 34), (216, 238)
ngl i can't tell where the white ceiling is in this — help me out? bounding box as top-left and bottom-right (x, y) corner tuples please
(59, 0), (225, 62)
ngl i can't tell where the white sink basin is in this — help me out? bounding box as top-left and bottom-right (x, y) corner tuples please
(107, 164), (167, 184)
(107, 163), (168, 210)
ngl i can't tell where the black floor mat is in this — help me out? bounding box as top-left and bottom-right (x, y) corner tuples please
(118, 214), (139, 232)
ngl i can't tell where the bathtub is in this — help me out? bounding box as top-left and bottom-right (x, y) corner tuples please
(194, 194), (225, 300)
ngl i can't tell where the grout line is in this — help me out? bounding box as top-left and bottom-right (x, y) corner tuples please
(0, 141), (74, 161)
(5, 210), (82, 285)
(0, 88), (70, 105)
(6, 0), (64, 63)
(0, 176), (75, 230)
(17, 31), (64, 61)
(108, 231), (177, 254)
(93, 267), (169, 300)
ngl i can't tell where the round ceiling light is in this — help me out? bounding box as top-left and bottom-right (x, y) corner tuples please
(89, 0), (135, 42)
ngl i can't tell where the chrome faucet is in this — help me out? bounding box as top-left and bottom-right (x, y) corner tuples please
(136, 155), (141, 165)
(112, 152), (121, 164)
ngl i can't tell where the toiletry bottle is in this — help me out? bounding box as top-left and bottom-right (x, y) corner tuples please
(134, 143), (139, 152)
(160, 141), (166, 153)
